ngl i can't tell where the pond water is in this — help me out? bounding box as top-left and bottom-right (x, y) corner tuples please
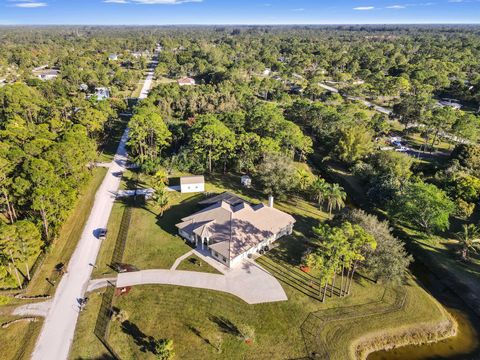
(367, 261), (480, 360)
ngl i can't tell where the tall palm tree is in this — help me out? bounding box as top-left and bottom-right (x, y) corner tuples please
(454, 224), (480, 261)
(310, 176), (329, 208)
(326, 183), (346, 216)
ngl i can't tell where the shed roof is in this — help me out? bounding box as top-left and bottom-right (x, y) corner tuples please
(180, 175), (205, 185)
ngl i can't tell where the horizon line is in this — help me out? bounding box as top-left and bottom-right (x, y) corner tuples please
(0, 22), (480, 26)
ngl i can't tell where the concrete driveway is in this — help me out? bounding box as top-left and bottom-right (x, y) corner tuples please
(116, 260), (287, 304)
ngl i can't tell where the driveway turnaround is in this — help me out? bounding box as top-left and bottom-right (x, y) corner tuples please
(12, 300), (52, 318)
(31, 56), (157, 360)
(116, 260), (288, 304)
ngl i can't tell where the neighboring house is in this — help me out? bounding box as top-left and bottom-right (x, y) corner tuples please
(176, 195), (295, 267)
(109, 53), (119, 61)
(241, 175), (251, 188)
(36, 69), (60, 80)
(79, 83), (89, 92)
(91, 87), (110, 101)
(438, 99), (462, 110)
(178, 77), (196, 86)
(180, 176), (205, 193)
(263, 68), (271, 76)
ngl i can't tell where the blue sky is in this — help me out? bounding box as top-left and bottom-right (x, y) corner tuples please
(1, 0), (479, 25)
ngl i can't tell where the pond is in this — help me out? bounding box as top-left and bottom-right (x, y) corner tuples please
(367, 261), (480, 360)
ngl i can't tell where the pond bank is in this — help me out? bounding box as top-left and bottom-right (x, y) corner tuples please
(367, 261), (480, 360)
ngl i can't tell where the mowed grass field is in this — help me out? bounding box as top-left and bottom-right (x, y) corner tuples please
(71, 173), (455, 360)
(71, 265), (452, 360)
(0, 315), (43, 360)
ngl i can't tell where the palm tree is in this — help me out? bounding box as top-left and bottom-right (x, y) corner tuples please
(325, 183), (347, 216)
(310, 176), (329, 208)
(454, 224), (480, 261)
(296, 169), (312, 192)
(152, 183), (170, 217)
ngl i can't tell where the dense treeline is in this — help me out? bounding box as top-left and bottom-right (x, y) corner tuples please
(0, 26), (160, 287)
(2, 25), (480, 290)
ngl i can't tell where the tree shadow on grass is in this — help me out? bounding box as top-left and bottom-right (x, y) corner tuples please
(121, 320), (157, 354)
(187, 324), (215, 348)
(209, 315), (241, 338)
(154, 194), (204, 234)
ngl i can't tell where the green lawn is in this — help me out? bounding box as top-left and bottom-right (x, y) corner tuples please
(175, 254), (221, 274)
(92, 191), (203, 277)
(0, 315), (43, 360)
(71, 272), (452, 360)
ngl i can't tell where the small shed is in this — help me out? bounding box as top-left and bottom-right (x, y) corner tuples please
(241, 175), (252, 188)
(180, 176), (205, 193)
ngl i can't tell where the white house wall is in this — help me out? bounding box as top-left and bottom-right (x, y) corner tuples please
(180, 183), (205, 193)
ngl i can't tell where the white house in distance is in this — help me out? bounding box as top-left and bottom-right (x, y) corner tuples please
(180, 175), (205, 193)
(91, 87), (110, 101)
(176, 195), (295, 267)
(178, 77), (196, 86)
(108, 53), (119, 61)
(36, 69), (60, 80)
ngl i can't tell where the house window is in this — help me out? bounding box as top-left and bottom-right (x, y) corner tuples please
(222, 256), (227, 262)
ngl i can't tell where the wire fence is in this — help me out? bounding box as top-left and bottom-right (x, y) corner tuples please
(93, 282), (121, 359)
(110, 200), (134, 266)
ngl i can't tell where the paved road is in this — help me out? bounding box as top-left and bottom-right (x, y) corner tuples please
(116, 260), (287, 304)
(31, 55), (157, 360)
(318, 83), (392, 115)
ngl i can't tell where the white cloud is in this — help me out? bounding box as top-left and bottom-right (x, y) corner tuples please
(386, 4), (406, 8)
(104, 0), (128, 3)
(292, 8), (305, 11)
(353, 6), (375, 10)
(132, 0), (202, 4)
(13, 1), (47, 7)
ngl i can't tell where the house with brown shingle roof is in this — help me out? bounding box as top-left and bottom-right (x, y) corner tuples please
(177, 77), (196, 86)
(176, 196), (295, 267)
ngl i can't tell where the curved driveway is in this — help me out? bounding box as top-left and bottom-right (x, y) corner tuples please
(116, 260), (287, 304)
